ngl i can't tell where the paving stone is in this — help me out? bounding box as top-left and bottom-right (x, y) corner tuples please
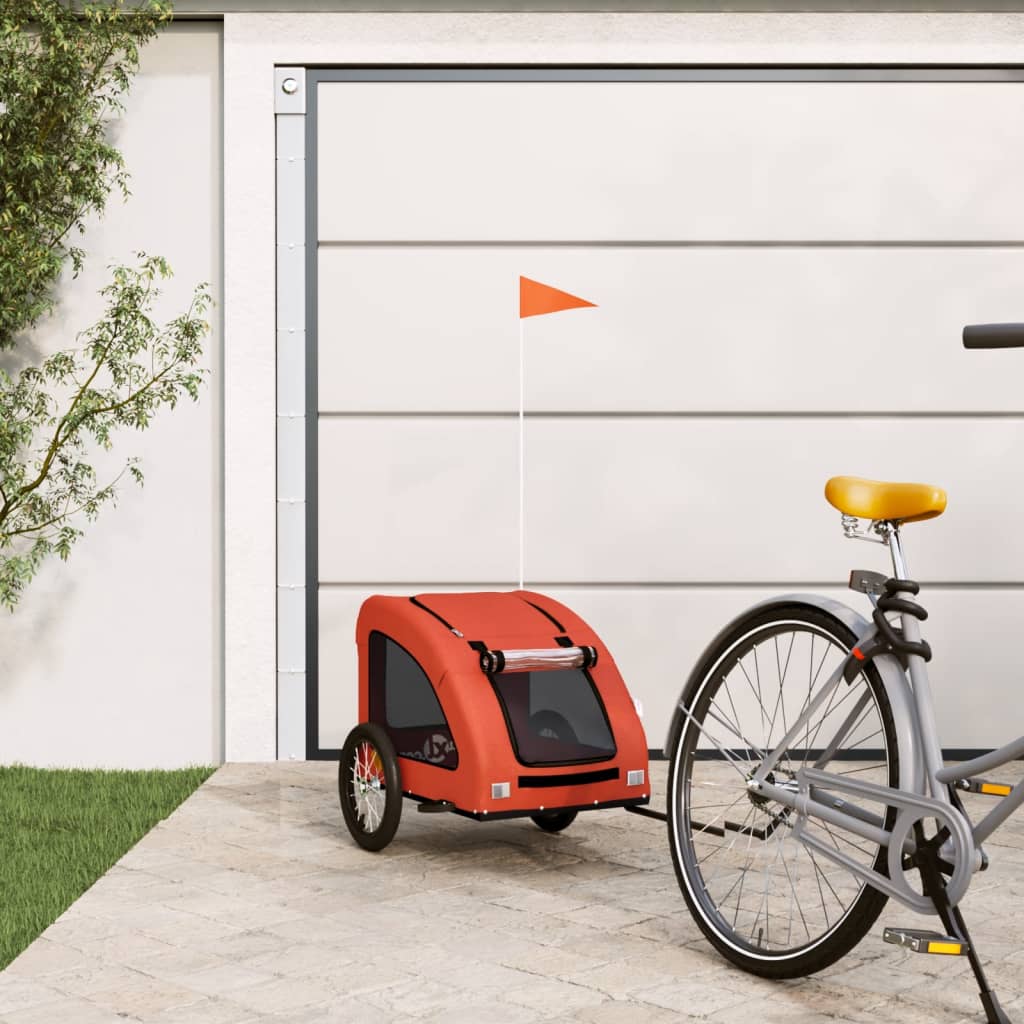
(72, 929), (188, 966)
(175, 962), (278, 997)
(36, 912), (121, 949)
(553, 903), (656, 932)
(362, 976), (489, 1018)
(498, 943), (608, 978)
(562, 958), (684, 1000)
(82, 972), (204, 1018)
(260, 1000), (418, 1024)
(237, 943), (354, 979)
(416, 997), (543, 1024)
(141, 995), (262, 1023)
(1, 939), (92, 979)
(827, 959), (934, 995)
(129, 945), (230, 981)
(190, 928), (297, 962)
(0, 993), (126, 1024)
(502, 976), (610, 1017)
(38, 957), (143, 997)
(0, 978), (68, 1016)
(163, 890), (304, 931)
(222, 972), (374, 1013)
(259, 915), (361, 948)
(569, 999), (685, 1024)
(633, 976), (750, 1016)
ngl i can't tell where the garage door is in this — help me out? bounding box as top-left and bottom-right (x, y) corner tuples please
(293, 68), (1024, 760)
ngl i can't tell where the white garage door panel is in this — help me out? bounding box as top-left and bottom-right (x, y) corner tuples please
(318, 246), (1024, 413)
(318, 417), (518, 582)
(318, 585), (1024, 752)
(317, 416), (1022, 584)
(526, 417), (1024, 584)
(318, 82), (1024, 242)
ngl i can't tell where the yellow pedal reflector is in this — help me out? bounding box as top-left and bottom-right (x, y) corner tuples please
(883, 927), (969, 955)
(980, 783), (1013, 797)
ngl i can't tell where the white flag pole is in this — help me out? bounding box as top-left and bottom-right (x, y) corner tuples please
(518, 316), (525, 591)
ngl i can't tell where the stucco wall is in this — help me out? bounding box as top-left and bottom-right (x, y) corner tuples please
(0, 23), (223, 769)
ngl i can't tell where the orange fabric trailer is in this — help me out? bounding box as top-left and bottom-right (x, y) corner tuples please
(340, 590), (650, 848)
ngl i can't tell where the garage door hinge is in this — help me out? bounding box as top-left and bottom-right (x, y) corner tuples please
(275, 67), (306, 115)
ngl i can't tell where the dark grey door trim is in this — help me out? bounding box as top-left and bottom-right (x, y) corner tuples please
(302, 64), (1024, 760)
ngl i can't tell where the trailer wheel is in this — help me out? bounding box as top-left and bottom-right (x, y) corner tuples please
(339, 723), (402, 851)
(530, 808), (578, 833)
(528, 710), (579, 833)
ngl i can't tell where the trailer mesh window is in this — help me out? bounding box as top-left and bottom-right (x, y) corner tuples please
(368, 631), (457, 769)
(490, 668), (616, 767)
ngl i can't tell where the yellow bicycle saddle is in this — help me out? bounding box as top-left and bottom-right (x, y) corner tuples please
(825, 476), (947, 524)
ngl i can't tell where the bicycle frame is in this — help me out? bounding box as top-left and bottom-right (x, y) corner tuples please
(730, 525), (1024, 914)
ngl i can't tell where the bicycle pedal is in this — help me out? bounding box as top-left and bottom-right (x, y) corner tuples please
(883, 927), (968, 956)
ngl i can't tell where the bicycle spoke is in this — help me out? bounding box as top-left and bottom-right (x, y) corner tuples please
(692, 791), (752, 849)
(679, 706), (751, 779)
(701, 704), (767, 762)
(737, 652), (770, 747)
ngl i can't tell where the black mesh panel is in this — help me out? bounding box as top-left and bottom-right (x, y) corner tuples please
(490, 668), (616, 767)
(368, 631), (457, 769)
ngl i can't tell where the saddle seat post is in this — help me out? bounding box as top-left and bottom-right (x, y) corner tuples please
(881, 521), (910, 580)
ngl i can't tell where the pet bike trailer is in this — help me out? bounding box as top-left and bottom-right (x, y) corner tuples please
(338, 590), (650, 850)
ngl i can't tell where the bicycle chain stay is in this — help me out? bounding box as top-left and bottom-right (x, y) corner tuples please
(791, 767), (977, 914)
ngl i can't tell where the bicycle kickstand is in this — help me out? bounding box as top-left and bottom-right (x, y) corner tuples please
(916, 834), (1012, 1024)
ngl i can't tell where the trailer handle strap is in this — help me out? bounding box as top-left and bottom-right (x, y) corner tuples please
(479, 646), (598, 675)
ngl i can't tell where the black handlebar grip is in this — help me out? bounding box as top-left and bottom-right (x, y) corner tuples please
(963, 323), (1024, 349)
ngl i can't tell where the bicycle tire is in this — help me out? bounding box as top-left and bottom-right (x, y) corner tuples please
(667, 602), (899, 979)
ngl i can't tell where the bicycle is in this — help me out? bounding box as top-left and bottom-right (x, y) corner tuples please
(664, 323), (1024, 1024)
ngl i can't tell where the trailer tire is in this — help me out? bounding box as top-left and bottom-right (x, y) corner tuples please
(339, 723), (403, 851)
(528, 710), (579, 833)
(530, 809), (578, 833)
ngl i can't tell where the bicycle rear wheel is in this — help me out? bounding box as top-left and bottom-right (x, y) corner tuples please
(667, 603), (899, 978)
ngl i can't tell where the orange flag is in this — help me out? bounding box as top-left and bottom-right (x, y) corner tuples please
(520, 276), (596, 319)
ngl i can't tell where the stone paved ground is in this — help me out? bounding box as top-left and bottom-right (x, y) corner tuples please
(3, 761), (1024, 1023)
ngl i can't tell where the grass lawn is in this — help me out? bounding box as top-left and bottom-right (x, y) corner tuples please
(0, 764), (216, 971)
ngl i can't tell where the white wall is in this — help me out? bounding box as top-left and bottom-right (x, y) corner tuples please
(0, 24), (223, 769)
